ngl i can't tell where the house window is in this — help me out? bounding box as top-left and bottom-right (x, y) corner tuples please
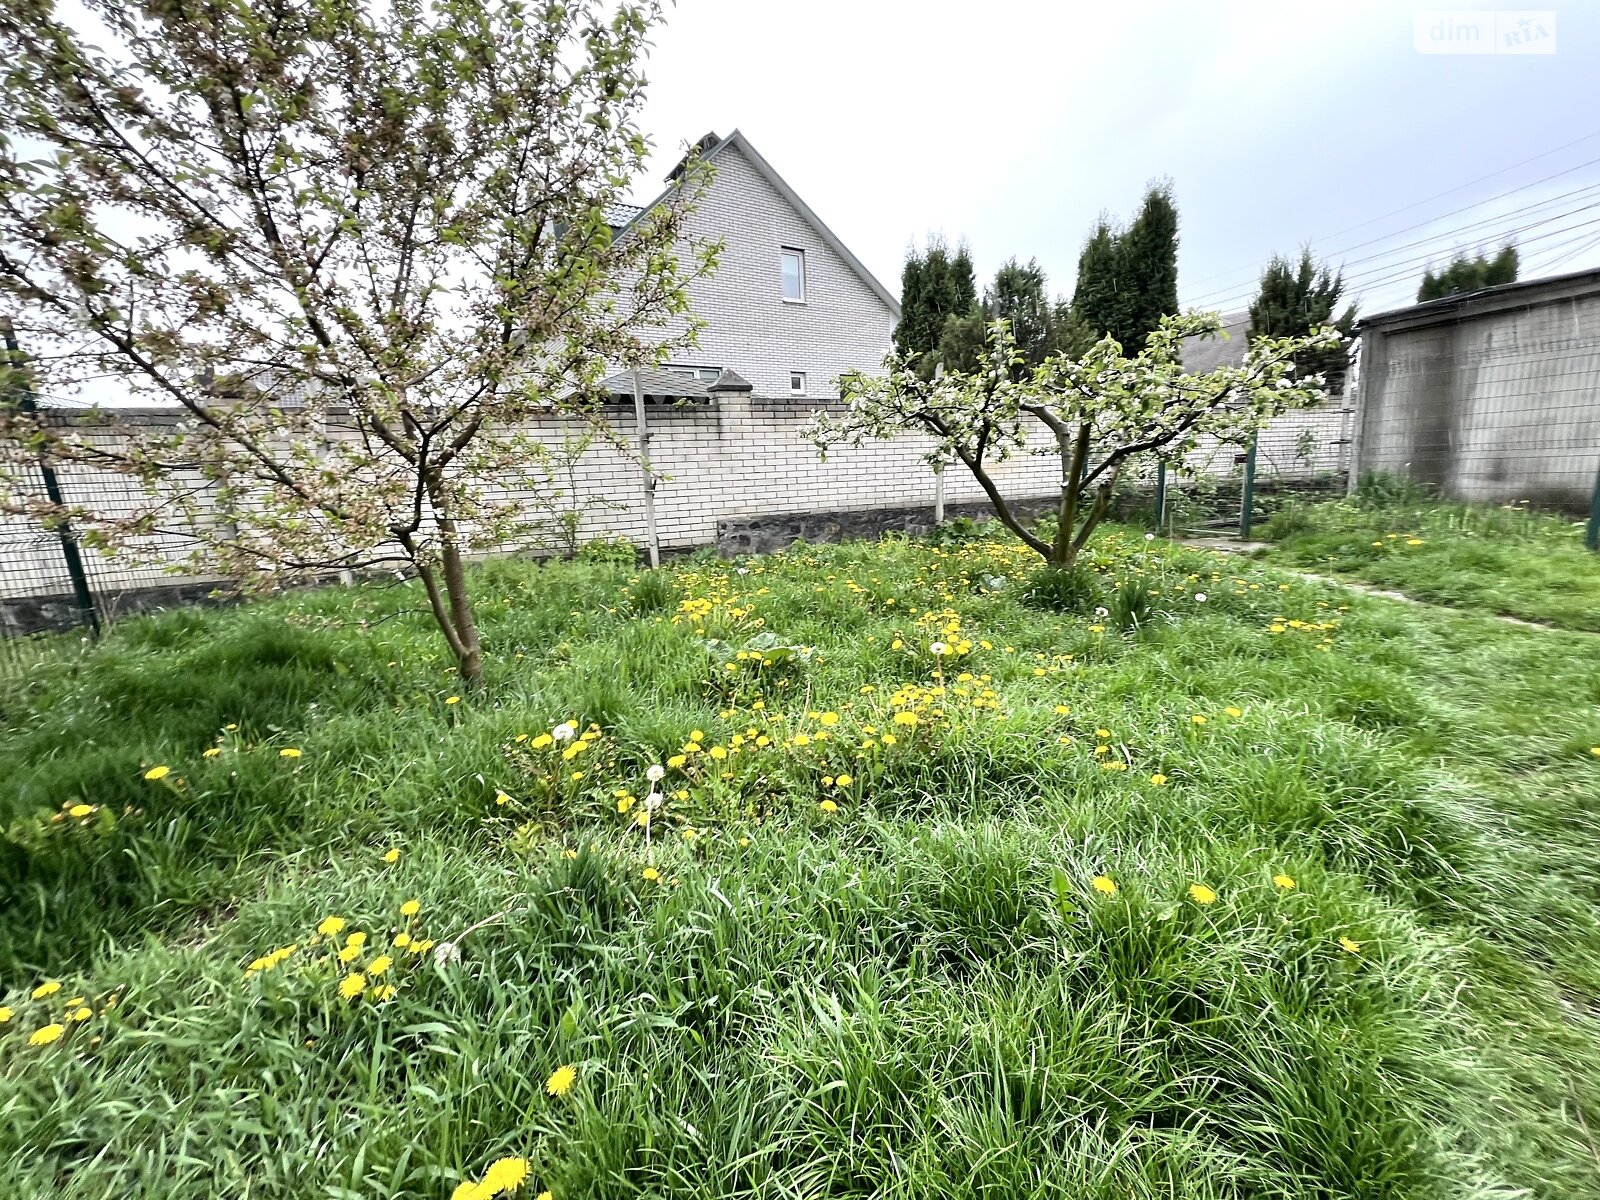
(665, 364), (722, 383)
(780, 248), (805, 302)
(789, 371), (807, 396)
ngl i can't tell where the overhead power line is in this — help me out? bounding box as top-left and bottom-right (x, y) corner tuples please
(1185, 178), (1600, 307)
(1180, 130), (1600, 304)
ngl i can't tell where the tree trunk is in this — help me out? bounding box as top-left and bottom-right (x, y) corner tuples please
(1048, 421), (1094, 569)
(404, 477), (486, 688)
(437, 532), (484, 686)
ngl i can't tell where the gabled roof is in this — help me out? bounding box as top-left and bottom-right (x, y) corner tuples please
(603, 201), (645, 227)
(596, 368), (710, 401)
(1179, 311), (1250, 373)
(1356, 264), (1600, 334)
(615, 130), (900, 318)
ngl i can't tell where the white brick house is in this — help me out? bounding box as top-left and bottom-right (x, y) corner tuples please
(601, 130), (899, 402)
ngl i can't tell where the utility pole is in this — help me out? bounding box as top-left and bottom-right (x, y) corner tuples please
(1, 317), (100, 635)
(631, 367), (660, 568)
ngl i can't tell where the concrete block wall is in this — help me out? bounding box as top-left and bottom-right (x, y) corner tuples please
(1354, 274), (1600, 511)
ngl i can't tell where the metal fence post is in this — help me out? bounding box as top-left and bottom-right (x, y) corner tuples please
(1345, 333), (1370, 497)
(1, 318), (100, 636)
(1587, 457), (1600, 552)
(1154, 462), (1167, 534)
(1239, 439), (1258, 539)
(931, 362), (945, 528)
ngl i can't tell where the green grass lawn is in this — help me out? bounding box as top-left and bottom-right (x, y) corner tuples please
(4, 525), (1600, 1198)
(1256, 488), (1600, 630)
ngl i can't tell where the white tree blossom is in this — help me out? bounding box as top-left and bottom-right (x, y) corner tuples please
(808, 313), (1342, 569)
(0, 0), (716, 683)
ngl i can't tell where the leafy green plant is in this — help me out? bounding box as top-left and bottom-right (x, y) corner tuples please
(701, 630), (814, 703)
(577, 536), (639, 566)
(1110, 576), (1158, 633)
(1260, 500), (1318, 542)
(1020, 563), (1103, 613)
(626, 568), (676, 613)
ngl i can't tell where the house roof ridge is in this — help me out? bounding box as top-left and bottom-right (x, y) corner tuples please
(614, 130), (900, 318)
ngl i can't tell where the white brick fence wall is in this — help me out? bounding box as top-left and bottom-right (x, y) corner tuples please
(2, 390), (1351, 608)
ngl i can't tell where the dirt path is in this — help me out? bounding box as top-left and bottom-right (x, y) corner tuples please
(1176, 537), (1590, 636)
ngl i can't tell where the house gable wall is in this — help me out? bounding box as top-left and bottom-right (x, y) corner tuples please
(660, 142), (896, 398)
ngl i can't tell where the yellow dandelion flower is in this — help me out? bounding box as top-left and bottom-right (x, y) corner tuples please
(1406, 538), (1424, 546)
(546, 1063), (578, 1097)
(893, 711), (919, 727)
(29, 1023), (65, 1046)
(400, 899), (421, 917)
(1338, 936), (1362, 954)
(482, 1158), (531, 1194)
(1273, 873), (1297, 890)
(31, 980), (61, 1000)
(1054, 704), (1071, 715)
(819, 798), (838, 813)
(880, 732), (897, 746)
(709, 746), (728, 760)
(279, 748), (302, 759)
(0, 1006), (11, 1023)
(451, 1182), (483, 1200)
(792, 733), (811, 747)
(1188, 883), (1218, 905)
(337, 945), (361, 964)
(339, 973), (367, 1000)
(1091, 875), (1117, 896)
(495, 791), (512, 806)
(530, 733), (554, 749)
(374, 984), (397, 1001)
(345, 931), (367, 948)
(445, 695), (461, 705)
(383, 848), (401, 864)
(667, 754), (687, 769)
(835, 773), (853, 786)
(202, 747), (222, 758)
(69, 1006), (91, 1023)
(642, 867), (660, 882)
(68, 803), (93, 819)
(408, 939), (434, 956)
(367, 955), (393, 976)
(1149, 773), (1168, 786)
(394, 932), (412, 949)
(1095, 728), (1110, 738)
(1591, 747), (1600, 757)
(538, 1192), (553, 1200)
(143, 766), (170, 781)
(1190, 715), (1207, 726)
(317, 916), (346, 937)
(1224, 706), (1243, 718)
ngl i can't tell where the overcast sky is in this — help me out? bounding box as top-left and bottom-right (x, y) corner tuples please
(631, 1), (1598, 319)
